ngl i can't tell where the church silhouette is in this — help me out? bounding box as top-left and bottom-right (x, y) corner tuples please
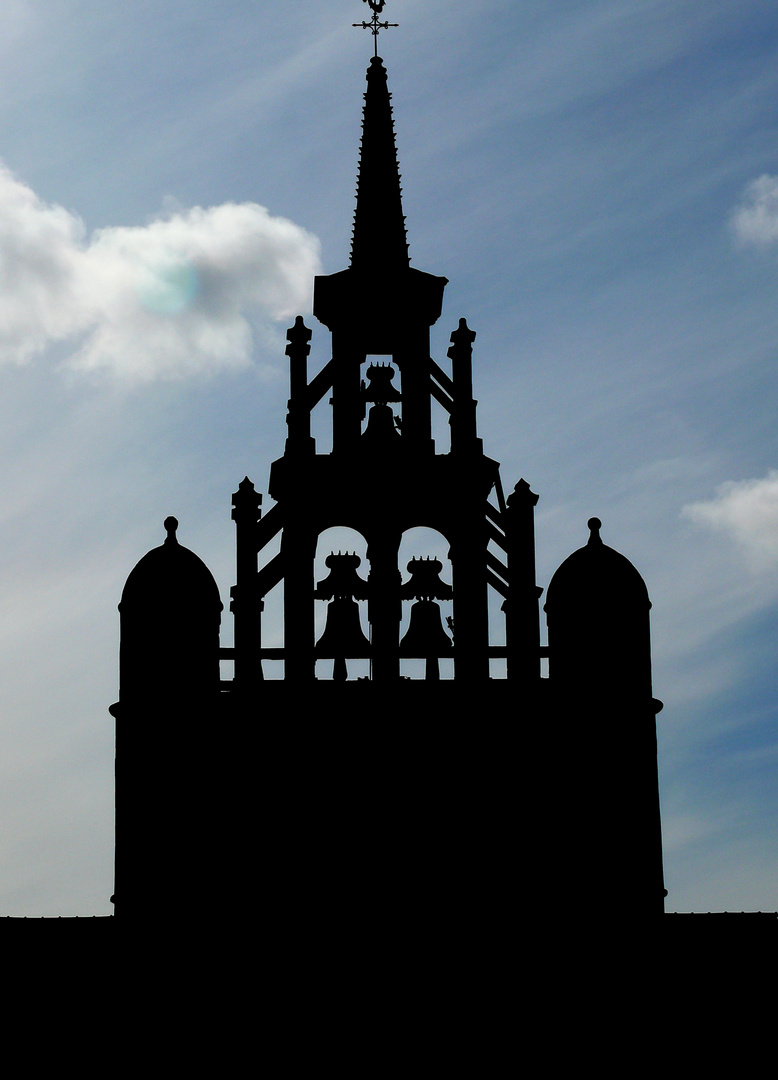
(10, 14), (774, 954)
(110, 48), (665, 937)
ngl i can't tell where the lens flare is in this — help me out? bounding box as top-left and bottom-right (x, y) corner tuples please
(137, 261), (199, 315)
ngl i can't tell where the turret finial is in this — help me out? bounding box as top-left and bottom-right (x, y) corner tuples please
(587, 517), (603, 545)
(164, 516), (179, 545)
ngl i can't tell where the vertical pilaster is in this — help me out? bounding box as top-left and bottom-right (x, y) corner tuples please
(448, 318), (480, 455)
(331, 334), (364, 455)
(231, 477), (263, 686)
(285, 316), (315, 456)
(282, 514), (316, 682)
(397, 327), (434, 453)
(451, 513), (490, 683)
(367, 528), (401, 681)
(504, 479), (541, 685)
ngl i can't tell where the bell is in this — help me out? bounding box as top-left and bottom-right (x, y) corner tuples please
(362, 402), (400, 446)
(314, 552), (369, 600)
(400, 598), (452, 681)
(400, 557), (453, 601)
(315, 596), (371, 681)
(363, 363), (401, 403)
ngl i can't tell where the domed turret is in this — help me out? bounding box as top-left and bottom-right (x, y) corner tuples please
(546, 518), (649, 610)
(543, 518), (665, 918)
(118, 517), (223, 705)
(121, 516), (222, 609)
(545, 518), (652, 698)
(113, 518), (224, 922)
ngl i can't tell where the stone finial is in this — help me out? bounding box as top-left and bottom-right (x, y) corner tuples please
(587, 518), (603, 545)
(164, 516), (179, 545)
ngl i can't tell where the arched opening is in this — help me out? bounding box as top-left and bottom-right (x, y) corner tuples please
(398, 526), (454, 680)
(361, 356), (402, 445)
(314, 526), (370, 681)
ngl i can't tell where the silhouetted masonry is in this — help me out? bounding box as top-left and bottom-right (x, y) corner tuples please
(103, 50), (773, 950)
(106, 53), (664, 938)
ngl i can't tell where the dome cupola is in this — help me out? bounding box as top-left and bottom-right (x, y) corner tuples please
(545, 518), (650, 616)
(118, 517), (222, 704)
(544, 518), (652, 699)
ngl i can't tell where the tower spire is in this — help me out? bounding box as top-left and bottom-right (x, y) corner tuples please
(350, 53), (409, 275)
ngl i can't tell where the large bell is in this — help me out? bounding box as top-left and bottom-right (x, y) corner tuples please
(400, 556), (453, 601)
(314, 552), (369, 600)
(400, 598), (452, 680)
(315, 596), (371, 681)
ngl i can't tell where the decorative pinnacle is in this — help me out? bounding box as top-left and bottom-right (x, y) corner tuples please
(164, 516), (179, 545)
(232, 477), (261, 521)
(285, 315), (312, 356)
(354, 0), (398, 58)
(447, 317), (477, 358)
(507, 479), (539, 510)
(587, 517), (603, 545)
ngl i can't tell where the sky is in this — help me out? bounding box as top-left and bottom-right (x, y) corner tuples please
(1, 0), (777, 916)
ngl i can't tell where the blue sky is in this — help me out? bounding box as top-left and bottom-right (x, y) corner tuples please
(1, 0), (777, 915)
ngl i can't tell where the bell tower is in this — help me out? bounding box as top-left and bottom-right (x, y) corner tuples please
(229, 49), (538, 691)
(112, 6), (666, 935)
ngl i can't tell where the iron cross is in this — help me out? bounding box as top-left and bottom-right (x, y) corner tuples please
(353, 0), (398, 57)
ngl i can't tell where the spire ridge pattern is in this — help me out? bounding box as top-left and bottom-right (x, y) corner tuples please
(350, 56), (409, 274)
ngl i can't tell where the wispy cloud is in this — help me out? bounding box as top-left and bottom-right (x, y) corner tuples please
(683, 470), (778, 571)
(731, 174), (778, 247)
(0, 164), (320, 380)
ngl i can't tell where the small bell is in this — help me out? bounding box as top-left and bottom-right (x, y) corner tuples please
(363, 401), (401, 445)
(363, 363), (401, 404)
(362, 363), (401, 448)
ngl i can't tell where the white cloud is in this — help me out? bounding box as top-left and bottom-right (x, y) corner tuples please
(683, 471), (778, 570)
(731, 174), (778, 247)
(0, 164), (321, 380)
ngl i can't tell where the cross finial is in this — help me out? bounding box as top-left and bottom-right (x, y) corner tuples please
(353, 0), (398, 58)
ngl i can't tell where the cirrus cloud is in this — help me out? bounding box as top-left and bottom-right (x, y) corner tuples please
(0, 164), (321, 380)
(731, 174), (778, 248)
(683, 470), (778, 571)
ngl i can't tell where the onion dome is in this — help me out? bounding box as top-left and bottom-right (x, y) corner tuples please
(545, 518), (650, 617)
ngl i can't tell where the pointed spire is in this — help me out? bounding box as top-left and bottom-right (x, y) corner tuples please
(350, 56), (410, 274)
